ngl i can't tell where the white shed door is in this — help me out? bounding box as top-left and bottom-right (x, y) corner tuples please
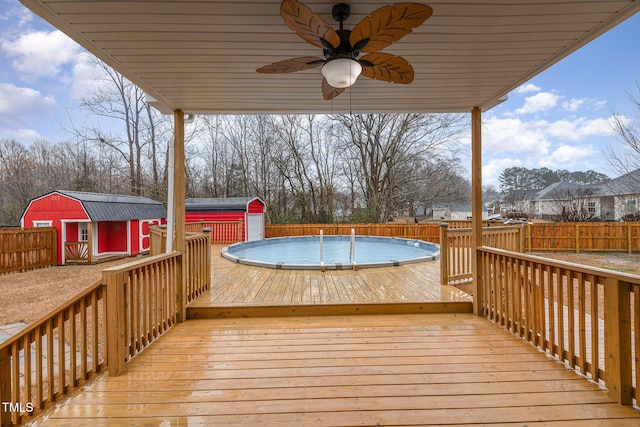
(246, 214), (263, 241)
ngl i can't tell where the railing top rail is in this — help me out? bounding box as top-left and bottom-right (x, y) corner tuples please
(479, 246), (640, 285)
(101, 251), (180, 274)
(186, 232), (209, 241)
(0, 278), (104, 351)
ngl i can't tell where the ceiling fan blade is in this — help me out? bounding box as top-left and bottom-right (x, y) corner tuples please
(280, 0), (341, 50)
(350, 3), (433, 53)
(322, 78), (346, 100)
(359, 53), (414, 84)
(256, 56), (324, 73)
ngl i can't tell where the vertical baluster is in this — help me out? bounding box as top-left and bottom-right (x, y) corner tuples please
(69, 305), (77, 387)
(557, 267), (565, 362)
(35, 325), (43, 408)
(23, 333), (31, 413)
(80, 298), (88, 380)
(567, 270), (576, 367)
(578, 272), (587, 374)
(589, 275), (599, 382)
(57, 312), (66, 397)
(46, 319), (54, 402)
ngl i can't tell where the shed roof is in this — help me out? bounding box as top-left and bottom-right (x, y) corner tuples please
(185, 197), (263, 212)
(55, 190), (166, 221)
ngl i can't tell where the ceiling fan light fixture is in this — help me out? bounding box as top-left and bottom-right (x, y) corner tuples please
(322, 58), (362, 88)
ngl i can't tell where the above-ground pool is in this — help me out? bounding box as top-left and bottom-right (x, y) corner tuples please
(221, 235), (440, 270)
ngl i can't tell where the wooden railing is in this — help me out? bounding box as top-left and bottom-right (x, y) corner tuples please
(185, 221), (242, 244)
(0, 228), (57, 275)
(0, 280), (107, 426)
(479, 247), (640, 405)
(0, 232), (211, 425)
(184, 233), (212, 303)
(103, 252), (179, 376)
(64, 241), (89, 262)
(439, 223), (523, 285)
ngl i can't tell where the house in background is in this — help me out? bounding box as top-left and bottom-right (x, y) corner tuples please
(185, 197), (265, 241)
(423, 203), (486, 221)
(21, 190), (166, 265)
(513, 169), (640, 221)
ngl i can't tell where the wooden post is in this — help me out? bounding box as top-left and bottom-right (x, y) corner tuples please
(575, 223), (580, 253)
(202, 228), (212, 288)
(87, 222), (93, 264)
(0, 346), (11, 427)
(174, 110), (186, 323)
(603, 278), (632, 404)
(471, 107), (484, 316)
(105, 270), (126, 376)
(439, 222), (449, 286)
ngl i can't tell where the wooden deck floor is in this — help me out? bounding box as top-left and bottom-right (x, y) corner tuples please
(32, 313), (640, 426)
(188, 247), (472, 318)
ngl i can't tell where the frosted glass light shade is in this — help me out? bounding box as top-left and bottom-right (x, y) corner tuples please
(322, 58), (362, 88)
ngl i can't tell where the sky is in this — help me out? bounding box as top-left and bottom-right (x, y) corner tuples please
(1, 0), (639, 189)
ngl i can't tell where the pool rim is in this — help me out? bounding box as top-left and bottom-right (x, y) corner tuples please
(221, 235), (440, 270)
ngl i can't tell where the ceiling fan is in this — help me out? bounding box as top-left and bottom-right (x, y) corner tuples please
(256, 0), (433, 100)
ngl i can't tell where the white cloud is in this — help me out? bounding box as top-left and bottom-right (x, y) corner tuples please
(0, 82), (56, 117)
(1, 30), (81, 80)
(515, 83), (540, 94)
(0, 1), (33, 29)
(547, 117), (616, 141)
(483, 157), (524, 187)
(562, 98), (585, 112)
(483, 116), (551, 156)
(538, 144), (598, 169)
(0, 127), (44, 142)
(70, 52), (109, 99)
(515, 92), (561, 115)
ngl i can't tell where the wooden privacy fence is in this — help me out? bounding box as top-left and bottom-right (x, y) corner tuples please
(0, 232), (211, 426)
(0, 228), (57, 275)
(525, 222), (640, 253)
(479, 247), (640, 406)
(439, 223), (524, 285)
(266, 222), (640, 253)
(266, 223), (442, 242)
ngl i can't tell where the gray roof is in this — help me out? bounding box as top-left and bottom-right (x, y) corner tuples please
(185, 197), (261, 212)
(595, 169), (640, 196)
(532, 182), (584, 200)
(56, 190), (166, 221)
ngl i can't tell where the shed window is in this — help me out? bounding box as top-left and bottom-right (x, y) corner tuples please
(79, 223), (88, 242)
(587, 202), (596, 213)
(33, 221), (52, 228)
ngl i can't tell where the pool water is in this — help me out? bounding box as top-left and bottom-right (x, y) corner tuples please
(222, 235), (439, 270)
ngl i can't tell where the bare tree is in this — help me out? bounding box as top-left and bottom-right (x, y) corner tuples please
(331, 113), (466, 222)
(70, 58), (170, 196)
(608, 81), (640, 180)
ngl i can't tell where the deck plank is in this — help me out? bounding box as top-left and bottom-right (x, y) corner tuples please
(34, 314), (640, 426)
(189, 247), (472, 317)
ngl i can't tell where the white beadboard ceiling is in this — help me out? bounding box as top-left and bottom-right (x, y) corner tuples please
(20, 0), (640, 115)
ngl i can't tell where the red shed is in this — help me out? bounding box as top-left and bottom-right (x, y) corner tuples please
(185, 197), (265, 241)
(21, 190), (167, 265)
